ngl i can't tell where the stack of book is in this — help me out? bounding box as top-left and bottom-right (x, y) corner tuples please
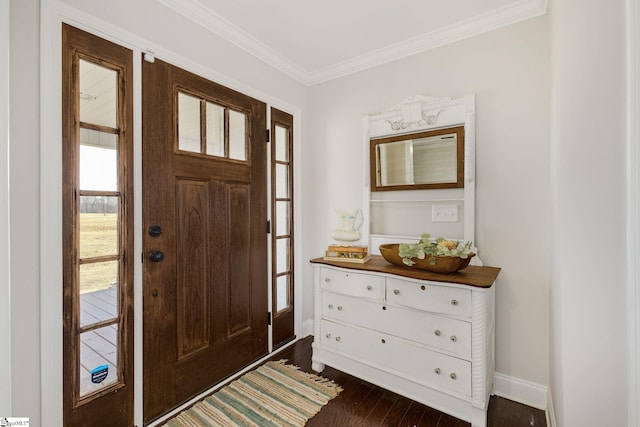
(323, 245), (371, 263)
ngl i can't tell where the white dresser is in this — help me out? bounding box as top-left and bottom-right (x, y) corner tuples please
(311, 256), (500, 427)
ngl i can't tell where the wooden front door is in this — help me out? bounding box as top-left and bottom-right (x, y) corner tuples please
(142, 57), (268, 423)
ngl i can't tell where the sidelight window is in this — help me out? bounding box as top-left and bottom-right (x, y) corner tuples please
(75, 58), (126, 398)
(63, 24), (134, 425)
(270, 108), (295, 349)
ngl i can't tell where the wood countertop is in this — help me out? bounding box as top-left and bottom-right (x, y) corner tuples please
(311, 255), (500, 288)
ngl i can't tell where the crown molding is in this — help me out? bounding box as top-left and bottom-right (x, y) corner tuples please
(307, 0), (548, 85)
(157, 0), (547, 86)
(156, 0), (310, 83)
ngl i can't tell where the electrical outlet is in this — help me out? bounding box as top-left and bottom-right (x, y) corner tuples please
(432, 205), (458, 222)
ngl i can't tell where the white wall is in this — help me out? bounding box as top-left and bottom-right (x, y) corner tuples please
(10, 0), (41, 421)
(304, 16), (552, 388)
(550, 0), (628, 425)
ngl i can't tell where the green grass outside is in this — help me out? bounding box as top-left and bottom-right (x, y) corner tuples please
(80, 213), (118, 294)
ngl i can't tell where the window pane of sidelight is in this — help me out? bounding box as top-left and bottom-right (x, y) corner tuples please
(228, 110), (247, 161)
(178, 92), (201, 153)
(276, 275), (289, 312)
(79, 198), (118, 258)
(80, 324), (119, 397)
(79, 59), (117, 129)
(275, 125), (289, 162)
(275, 201), (290, 236)
(276, 238), (290, 274)
(80, 261), (119, 327)
(206, 102), (225, 157)
(80, 129), (118, 191)
(275, 164), (289, 198)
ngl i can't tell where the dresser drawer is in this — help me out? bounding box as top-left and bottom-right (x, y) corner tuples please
(320, 268), (384, 300)
(381, 305), (471, 358)
(386, 277), (472, 317)
(321, 291), (380, 330)
(321, 292), (471, 358)
(320, 320), (471, 397)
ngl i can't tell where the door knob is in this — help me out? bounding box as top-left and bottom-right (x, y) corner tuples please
(149, 250), (165, 262)
(148, 225), (163, 237)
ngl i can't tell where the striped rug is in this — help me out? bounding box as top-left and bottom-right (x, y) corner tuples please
(162, 360), (342, 427)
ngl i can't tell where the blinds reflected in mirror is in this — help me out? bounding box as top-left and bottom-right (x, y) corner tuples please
(371, 126), (464, 191)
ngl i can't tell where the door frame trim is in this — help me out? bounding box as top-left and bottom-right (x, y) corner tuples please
(40, 2), (303, 425)
(628, 0), (640, 425)
(0, 0), (10, 415)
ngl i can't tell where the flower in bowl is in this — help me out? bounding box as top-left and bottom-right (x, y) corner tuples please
(398, 234), (473, 267)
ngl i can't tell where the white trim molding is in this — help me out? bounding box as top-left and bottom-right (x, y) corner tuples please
(0, 0), (11, 415)
(492, 372), (548, 411)
(546, 388), (556, 427)
(157, 0), (547, 86)
(628, 0), (640, 426)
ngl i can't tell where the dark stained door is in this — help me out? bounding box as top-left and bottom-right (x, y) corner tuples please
(142, 57), (268, 423)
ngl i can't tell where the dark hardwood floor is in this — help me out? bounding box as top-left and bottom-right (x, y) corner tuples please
(270, 336), (546, 427)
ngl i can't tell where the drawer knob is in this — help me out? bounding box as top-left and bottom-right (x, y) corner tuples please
(326, 333), (331, 339)
(328, 304), (334, 309)
(450, 335), (458, 342)
(421, 285), (426, 291)
(367, 285), (373, 291)
(335, 336), (341, 342)
(434, 330), (441, 336)
(451, 299), (459, 306)
(382, 306), (387, 311)
(381, 338), (386, 344)
(393, 289), (400, 295)
(325, 278), (330, 283)
(434, 368), (441, 375)
(337, 306), (343, 311)
(450, 373), (457, 380)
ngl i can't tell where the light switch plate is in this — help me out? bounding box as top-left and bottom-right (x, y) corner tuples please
(432, 205), (458, 222)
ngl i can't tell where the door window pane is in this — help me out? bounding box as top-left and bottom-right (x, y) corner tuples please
(276, 238), (290, 274)
(80, 324), (119, 397)
(79, 199), (118, 258)
(80, 129), (117, 191)
(80, 261), (119, 326)
(275, 164), (289, 198)
(178, 92), (201, 153)
(275, 125), (289, 162)
(79, 59), (117, 128)
(206, 102), (225, 156)
(228, 110), (247, 161)
(275, 201), (290, 236)
(276, 275), (289, 312)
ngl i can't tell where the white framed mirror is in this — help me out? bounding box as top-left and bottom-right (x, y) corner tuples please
(362, 94), (476, 255)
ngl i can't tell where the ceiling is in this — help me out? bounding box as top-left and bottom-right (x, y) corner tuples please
(158, 0), (547, 86)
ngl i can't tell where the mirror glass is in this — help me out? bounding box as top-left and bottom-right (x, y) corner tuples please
(371, 126), (464, 191)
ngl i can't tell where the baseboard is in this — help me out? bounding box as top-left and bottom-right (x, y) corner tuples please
(546, 388), (556, 427)
(493, 372), (548, 410)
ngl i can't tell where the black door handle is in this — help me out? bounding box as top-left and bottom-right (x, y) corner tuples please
(148, 225), (163, 237)
(149, 250), (165, 262)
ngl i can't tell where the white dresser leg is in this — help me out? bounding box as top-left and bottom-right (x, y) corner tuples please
(471, 407), (487, 427)
(311, 361), (325, 373)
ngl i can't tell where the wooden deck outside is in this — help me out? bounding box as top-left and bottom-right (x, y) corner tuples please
(79, 286), (119, 396)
